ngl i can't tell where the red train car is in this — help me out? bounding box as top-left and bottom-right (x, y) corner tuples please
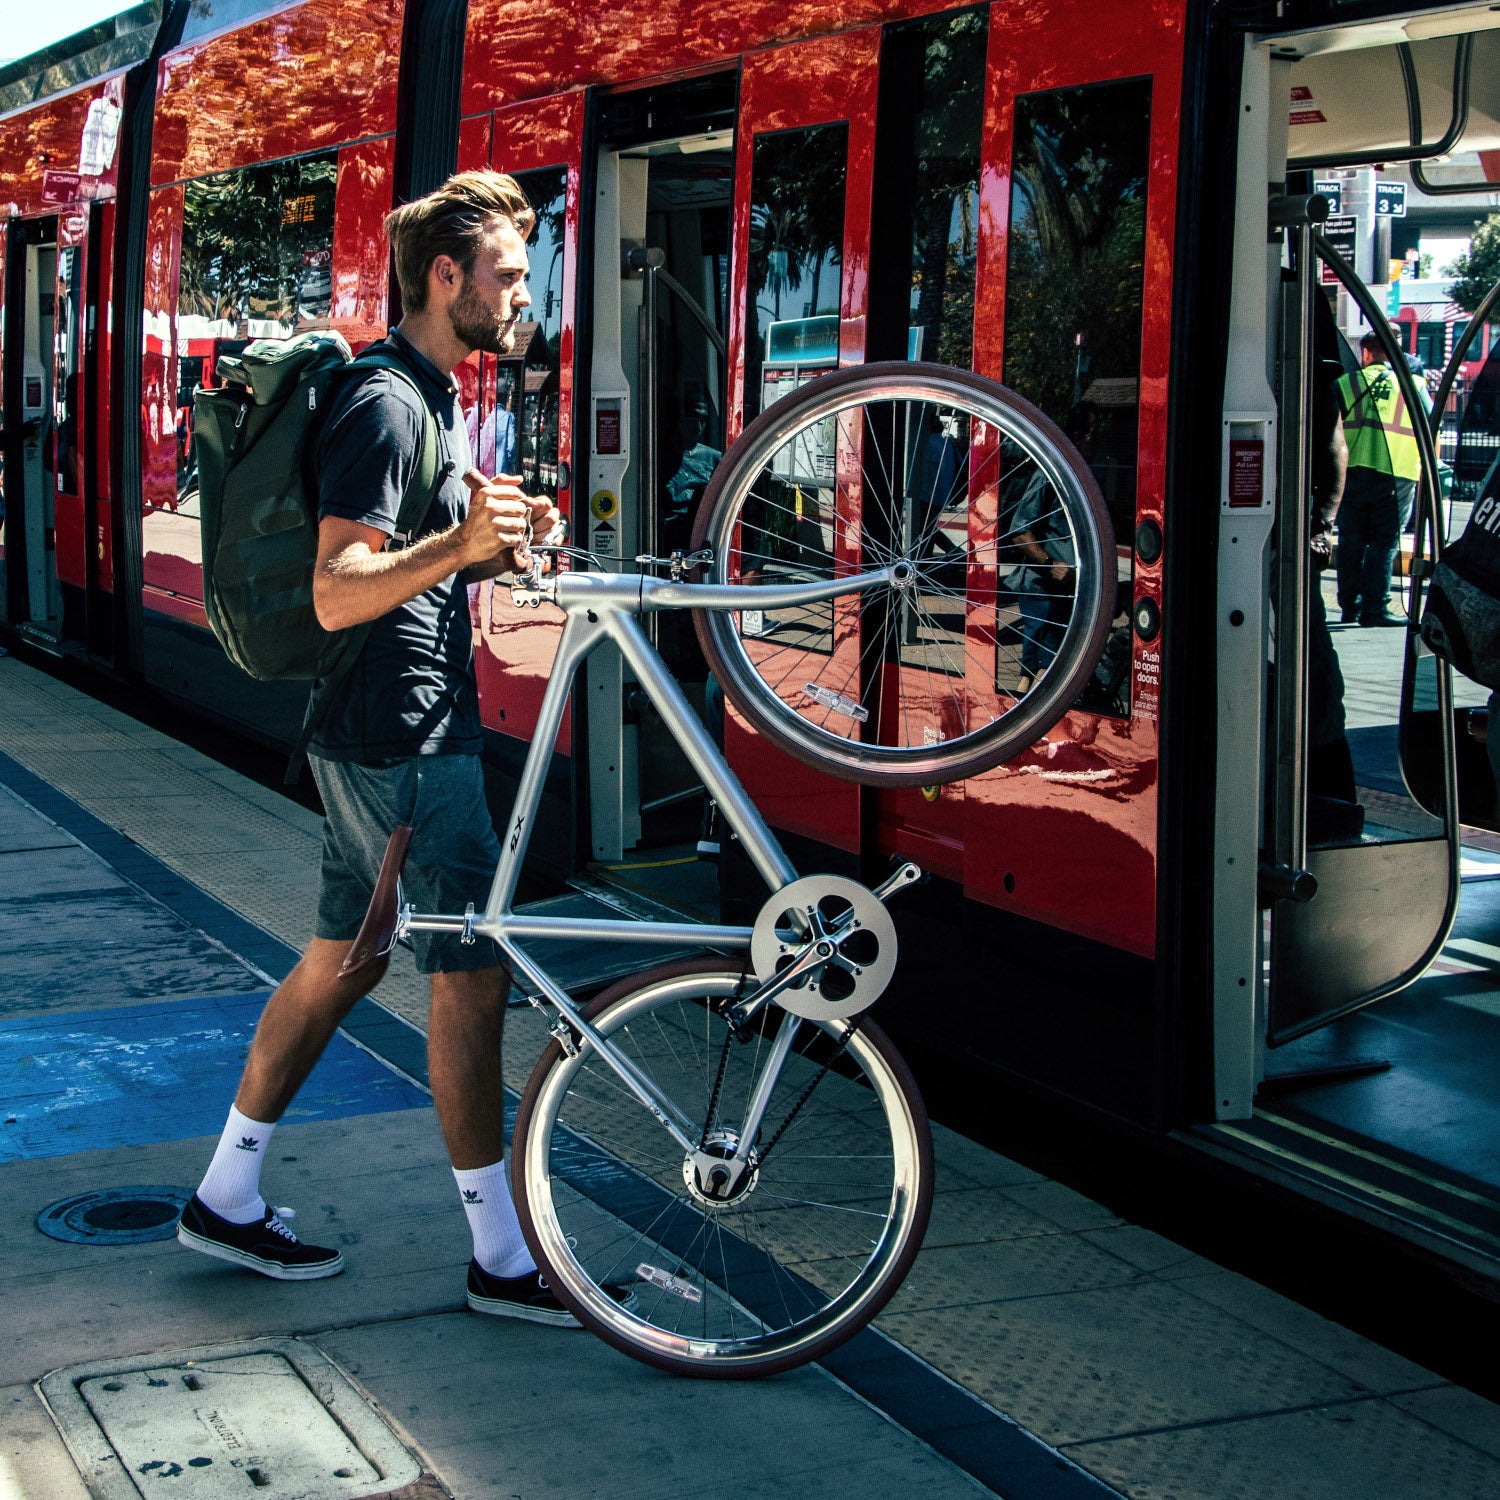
(8, 0), (1500, 1288)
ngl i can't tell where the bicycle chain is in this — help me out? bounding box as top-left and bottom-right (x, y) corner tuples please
(753, 1016), (864, 1169)
(700, 971), (755, 1150)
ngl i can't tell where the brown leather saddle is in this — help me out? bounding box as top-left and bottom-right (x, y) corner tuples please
(339, 825), (413, 978)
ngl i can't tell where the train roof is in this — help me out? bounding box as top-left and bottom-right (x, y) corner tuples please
(0, 2), (160, 119)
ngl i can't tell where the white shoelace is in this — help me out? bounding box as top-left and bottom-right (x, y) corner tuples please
(267, 1207), (298, 1242)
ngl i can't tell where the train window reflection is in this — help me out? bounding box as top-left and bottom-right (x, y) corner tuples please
(53, 245), (82, 498)
(740, 124), (848, 653)
(747, 123), (847, 423)
(485, 164), (564, 508)
(879, 6), (986, 370)
(1002, 77), (1151, 718)
(175, 148), (337, 502)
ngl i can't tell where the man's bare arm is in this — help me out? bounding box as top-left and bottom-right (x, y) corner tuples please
(313, 477), (533, 631)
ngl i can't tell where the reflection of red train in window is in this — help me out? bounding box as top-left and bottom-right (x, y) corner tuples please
(6, 0), (1500, 1290)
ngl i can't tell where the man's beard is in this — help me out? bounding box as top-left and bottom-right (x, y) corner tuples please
(449, 281), (515, 355)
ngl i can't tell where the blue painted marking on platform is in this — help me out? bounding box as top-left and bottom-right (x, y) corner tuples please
(0, 992), (429, 1162)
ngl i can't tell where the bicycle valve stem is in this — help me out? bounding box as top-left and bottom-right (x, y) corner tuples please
(462, 467), (533, 569)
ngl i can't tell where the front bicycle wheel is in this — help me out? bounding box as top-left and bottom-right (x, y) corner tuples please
(691, 361), (1115, 786)
(512, 959), (933, 1378)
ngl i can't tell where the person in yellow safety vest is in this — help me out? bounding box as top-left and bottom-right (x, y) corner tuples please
(1334, 331), (1431, 627)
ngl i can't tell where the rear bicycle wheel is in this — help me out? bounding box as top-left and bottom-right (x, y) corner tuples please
(690, 361), (1115, 786)
(512, 959), (933, 1378)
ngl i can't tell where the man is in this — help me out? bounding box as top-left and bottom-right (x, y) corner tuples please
(177, 171), (607, 1326)
(1335, 330), (1430, 627)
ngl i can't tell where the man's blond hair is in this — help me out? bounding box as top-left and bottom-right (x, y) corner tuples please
(383, 170), (535, 313)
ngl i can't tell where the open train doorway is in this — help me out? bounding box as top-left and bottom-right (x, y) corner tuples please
(2, 218), (66, 643)
(1202, 11), (1500, 1280)
(583, 75), (734, 918)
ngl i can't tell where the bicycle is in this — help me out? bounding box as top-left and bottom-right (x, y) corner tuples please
(346, 362), (1114, 1377)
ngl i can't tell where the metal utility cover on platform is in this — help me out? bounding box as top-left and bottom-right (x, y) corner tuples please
(37, 1338), (422, 1500)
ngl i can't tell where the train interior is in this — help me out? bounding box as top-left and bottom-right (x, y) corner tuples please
(1203, 5), (1500, 1278)
(576, 80), (736, 924)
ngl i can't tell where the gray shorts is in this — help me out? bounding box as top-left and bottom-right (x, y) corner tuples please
(310, 753), (504, 974)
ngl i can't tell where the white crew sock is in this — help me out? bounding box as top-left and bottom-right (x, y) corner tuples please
(454, 1160), (535, 1278)
(196, 1106), (276, 1224)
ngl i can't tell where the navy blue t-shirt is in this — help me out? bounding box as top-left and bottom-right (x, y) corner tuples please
(310, 331), (481, 761)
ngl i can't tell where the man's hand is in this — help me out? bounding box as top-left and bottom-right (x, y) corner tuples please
(460, 470), (560, 573)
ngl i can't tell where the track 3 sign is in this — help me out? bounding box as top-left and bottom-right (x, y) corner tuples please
(1375, 182), (1407, 217)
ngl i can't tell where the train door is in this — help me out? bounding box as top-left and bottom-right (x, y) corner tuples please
(583, 74), (737, 890)
(1204, 21), (1500, 1271)
(3, 218), (63, 642)
(1, 209), (98, 652)
(705, 33), (882, 874)
(466, 95), (584, 873)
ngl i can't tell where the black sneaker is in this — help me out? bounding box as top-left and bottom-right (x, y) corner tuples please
(466, 1260), (637, 1326)
(177, 1195), (344, 1281)
(1361, 612), (1406, 628)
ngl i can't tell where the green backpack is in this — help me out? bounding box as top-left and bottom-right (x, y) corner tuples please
(193, 330), (443, 686)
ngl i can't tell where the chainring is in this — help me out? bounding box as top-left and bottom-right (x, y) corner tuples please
(749, 875), (898, 1020)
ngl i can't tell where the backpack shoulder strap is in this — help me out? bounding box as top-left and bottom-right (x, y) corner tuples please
(346, 345), (449, 546)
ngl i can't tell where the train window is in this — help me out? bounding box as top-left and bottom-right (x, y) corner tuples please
(746, 123), (848, 423)
(176, 149), (337, 500)
(1001, 77), (1151, 718)
(178, 149), (336, 340)
(740, 124), (849, 656)
(873, 6), (987, 369)
(53, 245), (82, 497)
(489, 165), (565, 508)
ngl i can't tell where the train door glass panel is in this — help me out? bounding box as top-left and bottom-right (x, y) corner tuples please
(471, 92), (584, 789)
(488, 164), (565, 507)
(160, 150), (337, 606)
(54, 243), (83, 505)
(870, 7), (985, 374)
(866, 6), (987, 879)
(739, 123), (847, 661)
(1001, 79), (1148, 717)
(21, 234), (60, 634)
(719, 31), (877, 857)
(51, 224), (87, 642)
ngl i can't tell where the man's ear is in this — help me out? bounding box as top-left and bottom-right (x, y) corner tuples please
(429, 252), (461, 304)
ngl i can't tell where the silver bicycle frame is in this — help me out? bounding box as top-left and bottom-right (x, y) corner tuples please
(401, 566), (896, 1154)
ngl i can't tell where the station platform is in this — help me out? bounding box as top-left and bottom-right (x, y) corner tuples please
(4, 655), (1500, 1499)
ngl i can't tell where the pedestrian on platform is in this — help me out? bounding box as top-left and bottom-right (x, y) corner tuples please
(1334, 330), (1430, 628)
(177, 171), (620, 1326)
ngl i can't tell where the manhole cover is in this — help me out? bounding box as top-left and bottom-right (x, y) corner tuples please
(38, 1186), (191, 1245)
(39, 1339), (422, 1500)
